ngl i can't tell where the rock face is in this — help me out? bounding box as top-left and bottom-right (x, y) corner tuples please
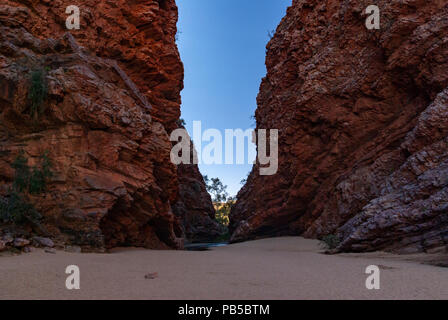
(0, 0), (220, 249)
(171, 131), (225, 243)
(173, 163), (225, 243)
(231, 0), (448, 253)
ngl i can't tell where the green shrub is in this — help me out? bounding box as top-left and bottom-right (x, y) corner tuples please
(11, 151), (30, 193)
(0, 151), (53, 226)
(177, 118), (186, 127)
(28, 69), (48, 119)
(12, 151), (53, 194)
(0, 191), (42, 225)
(320, 234), (340, 250)
(29, 151), (53, 194)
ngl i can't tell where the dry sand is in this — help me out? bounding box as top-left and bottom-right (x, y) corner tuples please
(0, 237), (447, 300)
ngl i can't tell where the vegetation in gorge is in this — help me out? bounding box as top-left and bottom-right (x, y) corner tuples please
(27, 69), (48, 120)
(203, 175), (229, 203)
(176, 118), (186, 127)
(0, 151), (53, 226)
(214, 198), (235, 227)
(319, 234), (341, 250)
(12, 151), (53, 194)
(203, 175), (235, 229)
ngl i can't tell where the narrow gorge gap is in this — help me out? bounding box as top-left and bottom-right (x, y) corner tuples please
(174, 1), (291, 246)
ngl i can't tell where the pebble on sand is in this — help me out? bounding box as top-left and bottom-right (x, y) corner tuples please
(144, 273), (158, 280)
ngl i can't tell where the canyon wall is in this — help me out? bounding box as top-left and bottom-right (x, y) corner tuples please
(0, 0), (221, 250)
(231, 0), (448, 253)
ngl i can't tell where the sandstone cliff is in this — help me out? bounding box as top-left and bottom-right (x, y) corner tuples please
(0, 0), (221, 250)
(231, 0), (448, 253)
(173, 162), (226, 243)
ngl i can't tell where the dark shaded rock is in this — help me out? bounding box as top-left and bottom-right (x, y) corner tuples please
(32, 237), (54, 248)
(22, 246), (34, 253)
(173, 160), (226, 243)
(0, 1), (215, 250)
(13, 238), (30, 248)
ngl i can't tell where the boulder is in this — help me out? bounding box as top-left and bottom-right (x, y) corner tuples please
(13, 238), (30, 248)
(32, 237), (54, 248)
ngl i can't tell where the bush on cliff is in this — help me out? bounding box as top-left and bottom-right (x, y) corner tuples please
(0, 151), (52, 226)
(28, 69), (48, 120)
(0, 191), (42, 225)
(176, 118), (186, 127)
(12, 150), (53, 194)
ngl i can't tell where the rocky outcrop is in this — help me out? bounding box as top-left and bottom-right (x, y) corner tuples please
(171, 131), (225, 243)
(231, 0), (448, 253)
(0, 1), (219, 250)
(173, 163), (226, 243)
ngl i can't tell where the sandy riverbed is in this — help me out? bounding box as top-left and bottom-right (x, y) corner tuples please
(0, 237), (447, 300)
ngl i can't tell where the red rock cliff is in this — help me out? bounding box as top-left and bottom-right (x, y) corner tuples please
(0, 0), (221, 249)
(231, 0), (448, 253)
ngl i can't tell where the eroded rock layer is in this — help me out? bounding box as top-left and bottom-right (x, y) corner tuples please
(231, 0), (448, 253)
(0, 0), (220, 249)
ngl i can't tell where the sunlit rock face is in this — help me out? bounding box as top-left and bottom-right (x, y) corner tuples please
(231, 0), (448, 253)
(0, 0), (220, 250)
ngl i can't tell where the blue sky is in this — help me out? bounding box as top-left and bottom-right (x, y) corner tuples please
(177, 0), (291, 197)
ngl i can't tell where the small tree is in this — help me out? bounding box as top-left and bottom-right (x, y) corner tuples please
(203, 175), (229, 203)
